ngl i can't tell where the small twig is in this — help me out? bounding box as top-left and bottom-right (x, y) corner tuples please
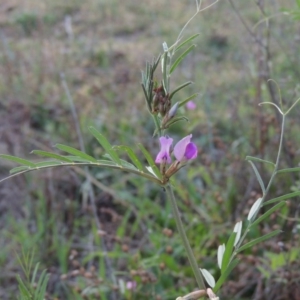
(61, 73), (117, 300)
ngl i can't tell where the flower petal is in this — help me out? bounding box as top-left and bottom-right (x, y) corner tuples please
(155, 136), (173, 164)
(174, 134), (192, 161)
(184, 142), (197, 160)
(186, 101), (196, 110)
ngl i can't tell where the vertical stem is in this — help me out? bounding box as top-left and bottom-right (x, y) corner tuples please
(165, 184), (206, 290)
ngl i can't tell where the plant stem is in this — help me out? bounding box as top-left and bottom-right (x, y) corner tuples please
(165, 184), (206, 290)
(234, 114), (286, 251)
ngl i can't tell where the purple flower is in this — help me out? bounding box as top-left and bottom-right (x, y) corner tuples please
(155, 136), (173, 164)
(174, 134), (197, 162)
(126, 281), (137, 290)
(186, 101), (196, 110)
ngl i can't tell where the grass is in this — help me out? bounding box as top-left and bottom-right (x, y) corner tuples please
(1, 0), (300, 299)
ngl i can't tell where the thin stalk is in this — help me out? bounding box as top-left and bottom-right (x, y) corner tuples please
(152, 114), (162, 137)
(165, 184), (206, 290)
(234, 114), (286, 253)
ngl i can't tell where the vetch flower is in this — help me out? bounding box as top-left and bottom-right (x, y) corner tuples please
(155, 136), (173, 164)
(174, 134), (197, 162)
(126, 281), (137, 290)
(186, 100), (196, 110)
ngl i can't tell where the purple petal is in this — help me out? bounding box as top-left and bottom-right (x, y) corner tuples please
(184, 142), (198, 160)
(174, 135), (192, 161)
(186, 101), (196, 110)
(155, 136), (173, 164)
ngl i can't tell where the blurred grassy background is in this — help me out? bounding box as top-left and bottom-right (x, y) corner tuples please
(1, 0), (300, 299)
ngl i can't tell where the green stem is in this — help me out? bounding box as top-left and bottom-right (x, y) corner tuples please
(152, 114), (162, 137)
(234, 114), (286, 252)
(165, 184), (206, 290)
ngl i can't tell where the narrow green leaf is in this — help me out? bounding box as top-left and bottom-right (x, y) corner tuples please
(246, 156), (275, 167)
(248, 161), (266, 194)
(237, 229), (282, 253)
(0, 154), (36, 168)
(89, 127), (121, 165)
(115, 145), (144, 171)
(31, 263), (39, 285)
(9, 166), (30, 174)
(55, 144), (98, 163)
(162, 50), (169, 94)
(178, 93), (199, 108)
(64, 155), (98, 163)
(31, 150), (72, 162)
(138, 143), (162, 179)
(153, 54), (161, 73)
(163, 116), (188, 128)
(169, 81), (193, 100)
(263, 191), (300, 206)
(170, 44), (196, 74)
(16, 275), (31, 296)
(174, 33), (200, 52)
(221, 232), (237, 273)
(296, 0), (300, 9)
(277, 167), (300, 174)
(214, 259), (239, 292)
(250, 202), (286, 227)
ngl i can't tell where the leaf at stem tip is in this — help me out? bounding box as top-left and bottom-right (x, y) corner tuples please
(199, 268), (215, 288)
(247, 197), (263, 221)
(217, 244), (225, 269)
(233, 221), (242, 247)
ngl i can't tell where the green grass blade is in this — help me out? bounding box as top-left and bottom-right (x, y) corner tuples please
(0, 154), (36, 168)
(89, 127), (121, 165)
(263, 191), (300, 206)
(55, 144), (98, 163)
(221, 232), (237, 273)
(246, 156), (275, 167)
(237, 229), (282, 253)
(250, 202), (286, 227)
(138, 143), (162, 179)
(31, 150), (72, 162)
(115, 145), (144, 171)
(214, 259), (239, 293)
(170, 44), (196, 74)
